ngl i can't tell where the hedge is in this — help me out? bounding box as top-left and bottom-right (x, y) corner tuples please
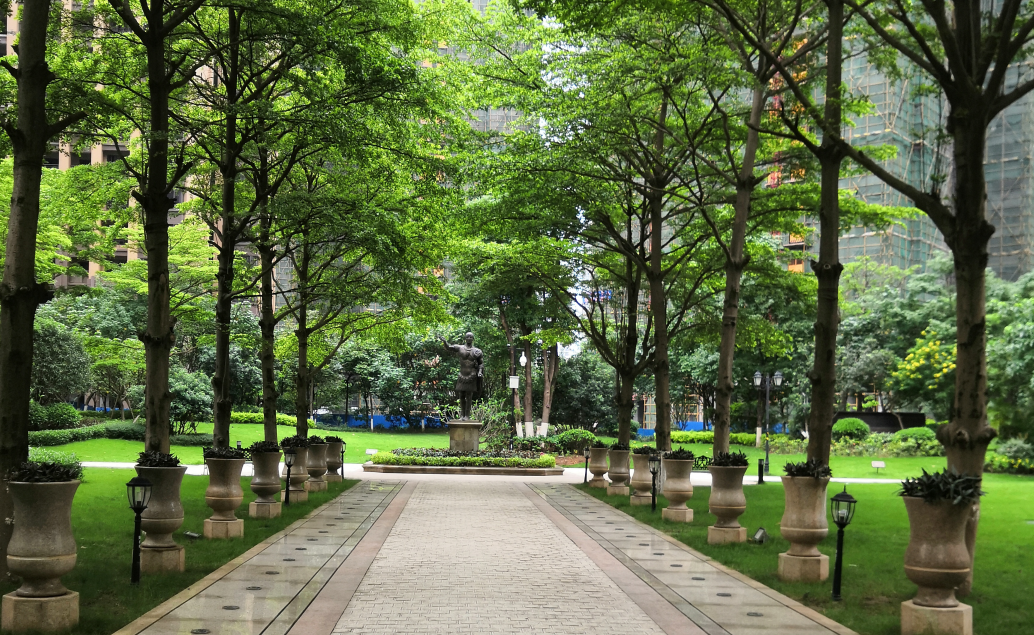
(30, 421), (211, 448)
(670, 431), (758, 446)
(28, 423), (109, 446)
(229, 412), (295, 426)
(832, 418), (870, 441)
(371, 451), (556, 468)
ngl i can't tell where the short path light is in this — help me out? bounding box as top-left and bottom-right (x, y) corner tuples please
(830, 486), (858, 601)
(284, 448), (297, 506)
(340, 442), (347, 475)
(582, 447), (590, 485)
(126, 476), (152, 585)
(649, 454), (661, 512)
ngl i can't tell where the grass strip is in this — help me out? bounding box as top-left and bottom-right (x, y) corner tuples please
(578, 472), (1033, 635)
(0, 468), (356, 635)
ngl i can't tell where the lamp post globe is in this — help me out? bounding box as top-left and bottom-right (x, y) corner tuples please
(753, 370), (762, 387)
(830, 486), (857, 601)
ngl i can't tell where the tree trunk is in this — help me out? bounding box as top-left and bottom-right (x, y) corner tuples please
(713, 86), (765, 454)
(258, 211), (278, 444)
(648, 189), (672, 452)
(210, 7), (241, 449)
(0, 0), (61, 582)
(805, 0), (844, 466)
(541, 342), (559, 426)
(616, 370), (635, 445)
(295, 308), (309, 437)
(937, 115), (997, 597)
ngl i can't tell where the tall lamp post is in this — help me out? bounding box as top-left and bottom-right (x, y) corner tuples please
(283, 448), (296, 506)
(582, 447), (590, 484)
(753, 370), (783, 474)
(126, 476), (152, 585)
(649, 454), (661, 512)
(830, 486), (857, 601)
(518, 351), (528, 438)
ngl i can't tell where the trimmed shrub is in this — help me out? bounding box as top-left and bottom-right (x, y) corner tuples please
(103, 422), (147, 441)
(550, 429), (597, 454)
(171, 433), (214, 447)
(670, 430), (757, 446)
(28, 423), (107, 447)
(372, 451), (555, 468)
(894, 426), (937, 442)
(230, 411), (294, 426)
(997, 438), (1034, 461)
(832, 418), (870, 441)
(28, 400), (47, 431)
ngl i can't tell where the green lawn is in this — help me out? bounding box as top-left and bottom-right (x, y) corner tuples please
(579, 472), (1033, 635)
(58, 425), (450, 464)
(0, 468), (356, 635)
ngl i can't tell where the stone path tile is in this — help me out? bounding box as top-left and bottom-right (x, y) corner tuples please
(132, 481), (401, 635)
(331, 481), (667, 635)
(530, 483), (857, 635)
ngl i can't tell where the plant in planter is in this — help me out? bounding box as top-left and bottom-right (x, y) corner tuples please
(661, 448), (695, 522)
(280, 435), (310, 503)
(2, 460), (83, 632)
(305, 435), (330, 492)
(899, 469), (983, 623)
(246, 441), (282, 518)
(778, 460), (833, 582)
(587, 440), (610, 488)
(707, 451), (750, 544)
(606, 442), (631, 493)
(629, 446), (656, 505)
(134, 451), (188, 573)
(325, 435), (345, 482)
(202, 446), (246, 539)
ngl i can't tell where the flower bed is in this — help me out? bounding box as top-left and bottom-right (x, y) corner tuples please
(373, 448), (555, 468)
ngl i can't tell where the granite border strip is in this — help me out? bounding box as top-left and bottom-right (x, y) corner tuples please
(285, 480), (417, 635)
(538, 484), (860, 635)
(362, 464), (564, 476)
(517, 482), (706, 635)
(111, 480), (384, 635)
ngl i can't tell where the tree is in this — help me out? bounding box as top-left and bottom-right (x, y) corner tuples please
(31, 320), (91, 405)
(97, 0), (206, 453)
(84, 336), (146, 419)
(0, 0), (87, 580)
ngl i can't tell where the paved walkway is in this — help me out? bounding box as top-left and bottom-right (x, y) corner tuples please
(116, 478), (856, 635)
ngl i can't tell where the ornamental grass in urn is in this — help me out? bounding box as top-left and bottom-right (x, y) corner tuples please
(305, 435), (330, 491)
(247, 441), (282, 505)
(203, 446), (247, 525)
(899, 469), (984, 608)
(5, 459), (83, 598)
(708, 451), (749, 540)
(135, 451), (187, 550)
(607, 442), (631, 487)
(661, 448), (695, 522)
(779, 459), (832, 556)
(325, 435), (344, 478)
(587, 440), (610, 488)
(280, 435), (310, 498)
(629, 446), (656, 503)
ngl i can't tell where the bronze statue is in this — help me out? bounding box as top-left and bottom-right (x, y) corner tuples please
(438, 332), (484, 420)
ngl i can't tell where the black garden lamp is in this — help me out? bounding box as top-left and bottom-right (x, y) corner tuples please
(582, 446), (590, 485)
(126, 476), (152, 585)
(648, 454), (661, 512)
(830, 486), (858, 601)
(283, 448), (297, 506)
(340, 442), (347, 475)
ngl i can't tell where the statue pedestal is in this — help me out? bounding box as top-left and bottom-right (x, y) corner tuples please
(448, 421), (482, 452)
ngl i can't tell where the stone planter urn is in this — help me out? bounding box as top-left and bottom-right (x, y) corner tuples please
(136, 465), (188, 573)
(606, 449), (630, 495)
(2, 481), (80, 633)
(661, 458), (693, 522)
(903, 497), (972, 606)
(326, 441), (344, 482)
(587, 447), (609, 488)
(629, 454), (654, 506)
(249, 451), (282, 519)
(707, 465), (748, 544)
(778, 476), (830, 582)
(281, 446), (310, 503)
(306, 443), (329, 492)
(204, 457), (245, 539)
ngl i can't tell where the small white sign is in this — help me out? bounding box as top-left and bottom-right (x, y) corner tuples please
(872, 460), (886, 474)
(366, 449), (378, 455)
(509, 375), (519, 389)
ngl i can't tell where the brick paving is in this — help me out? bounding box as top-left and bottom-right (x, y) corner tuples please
(332, 481), (667, 635)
